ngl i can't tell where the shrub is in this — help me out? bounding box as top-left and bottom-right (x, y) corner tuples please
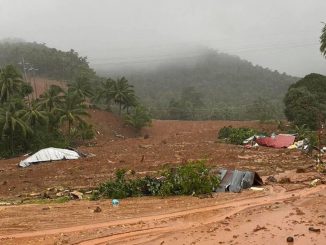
(124, 106), (152, 132)
(218, 126), (257, 145)
(218, 126), (233, 139)
(93, 160), (220, 199)
(159, 161), (220, 196)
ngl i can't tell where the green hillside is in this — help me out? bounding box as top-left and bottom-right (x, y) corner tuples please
(99, 49), (299, 120)
(0, 40), (95, 81)
(0, 41), (298, 120)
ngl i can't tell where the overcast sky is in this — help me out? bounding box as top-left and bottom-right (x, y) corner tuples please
(0, 0), (325, 76)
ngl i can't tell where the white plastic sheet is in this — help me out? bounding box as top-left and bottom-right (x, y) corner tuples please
(19, 147), (80, 167)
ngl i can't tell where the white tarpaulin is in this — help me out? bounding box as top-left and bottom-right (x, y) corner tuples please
(19, 147), (80, 168)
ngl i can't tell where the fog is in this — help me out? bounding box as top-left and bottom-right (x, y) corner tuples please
(0, 0), (325, 76)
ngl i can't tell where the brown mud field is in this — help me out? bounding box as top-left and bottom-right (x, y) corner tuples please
(0, 110), (325, 244)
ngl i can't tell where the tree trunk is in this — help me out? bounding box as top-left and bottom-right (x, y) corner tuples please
(68, 120), (71, 136)
(10, 130), (14, 155)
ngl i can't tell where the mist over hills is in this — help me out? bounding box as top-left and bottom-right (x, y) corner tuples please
(0, 40), (298, 120)
(97, 48), (299, 119)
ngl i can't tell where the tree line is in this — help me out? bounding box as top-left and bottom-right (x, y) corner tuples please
(98, 47), (298, 121)
(0, 64), (151, 158)
(283, 23), (326, 130)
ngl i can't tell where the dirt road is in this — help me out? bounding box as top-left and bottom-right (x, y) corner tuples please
(1, 178), (325, 245)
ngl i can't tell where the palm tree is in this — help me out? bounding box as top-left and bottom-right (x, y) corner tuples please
(95, 78), (115, 110)
(123, 92), (138, 113)
(21, 100), (48, 127)
(321, 22), (326, 57)
(56, 91), (89, 136)
(38, 85), (64, 112)
(0, 65), (24, 103)
(68, 75), (93, 99)
(111, 77), (136, 114)
(0, 99), (32, 154)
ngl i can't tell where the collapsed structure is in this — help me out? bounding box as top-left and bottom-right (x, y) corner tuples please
(216, 169), (263, 193)
(243, 134), (298, 149)
(255, 134), (295, 148)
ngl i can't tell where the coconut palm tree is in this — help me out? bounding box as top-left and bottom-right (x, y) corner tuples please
(38, 85), (64, 112)
(111, 77), (136, 114)
(95, 78), (115, 110)
(0, 99), (32, 154)
(56, 91), (89, 136)
(123, 92), (138, 113)
(321, 22), (326, 57)
(21, 100), (48, 127)
(0, 65), (24, 103)
(68, 75), (93, 99)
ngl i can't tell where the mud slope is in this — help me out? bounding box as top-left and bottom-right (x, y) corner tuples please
(0, 112), (315, 198)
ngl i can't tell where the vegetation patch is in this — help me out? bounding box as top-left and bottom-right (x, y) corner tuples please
(92, 160), (220, 199)
(218, 126), (258, 145)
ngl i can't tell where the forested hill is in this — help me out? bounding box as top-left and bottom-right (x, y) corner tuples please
(98, 49), (299, 120)
(0, 40), (95, 80)
(0, 41), (299, 120)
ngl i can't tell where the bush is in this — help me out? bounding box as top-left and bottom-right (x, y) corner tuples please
(218, 126), (257, 145)
(93, 160), (220, 199)
(124, 106), (152, 132)
(71, 122), (95, 141)
(158, 161), (220, 196)
(218, 126), (233, 139)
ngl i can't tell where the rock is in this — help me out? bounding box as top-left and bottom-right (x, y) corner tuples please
(295, 208), (305, 215)
(56, 186), (65, 192)
(56, 192), (65, 197)
(93, 206), (102, 213)
(42, 192), (51, 199)
(310, 179), (322, 187)
(286, 236), (294, 242)
(0, 202), (11, 206)
(253, 225), (267, 232)
(42, 207), (50, 211)
(308, 227), (321, 233)
(29, 192), (42, 197)
(85, 190), (93, 194)
(266, 176), (277, 183)
(296, 168), (305, 173)
(70, 191), (83, 200)
(143, 134), (149, 139)
(279, 177), (291, 184)
(139, 144), (152, 149)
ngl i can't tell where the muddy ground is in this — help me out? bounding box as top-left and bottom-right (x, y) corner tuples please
(0, 110), (325, 244)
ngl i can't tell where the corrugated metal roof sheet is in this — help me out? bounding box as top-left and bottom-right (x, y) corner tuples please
(216, 169), (263, 193)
